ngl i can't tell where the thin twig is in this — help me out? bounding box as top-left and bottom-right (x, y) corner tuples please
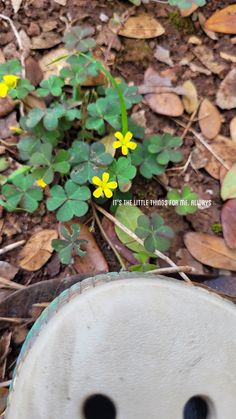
(94, 203), (191, 283)
(138, 86), (185, 95)
(0, 14), (25, 78)
(0, 240), (25, 256)
(174, 119), (230, 170)
(91, 203), (126, 270)
(0, 316), (29, 324)
(145, 265), (195, 275)
(0, 277), (25, 290)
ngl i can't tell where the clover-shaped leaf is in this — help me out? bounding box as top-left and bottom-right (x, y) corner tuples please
(52, 224), (87, 264)
(70, 141), (113, 184)
(60, 54), (99, 87)
(9, 78), (34, 99)
(46, 180), (90, 221)
(37, 76), (64, 97)
(129, 251), (158, 272)
(105, 82), (142, 110)
(148, 133), (183, 165)
(86, 97), (121, 135)
(109, 157), (136, 190)
(131, 142), (166, 179)
(135, 213), (174, 253)
(30, 143), (70, 184)
(0, 59), (21, 78)
(167, 185), (198, 215)
(0, 174), (43, 213)
(63, 26), (96, 52)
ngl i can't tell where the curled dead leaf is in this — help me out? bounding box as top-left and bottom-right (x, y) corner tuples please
(205, 5), (236, 34)
(182, 80), (198, 114)
(193, 45), (227, 75)
(199, 98), (222, 140)
(201, 136), (236, 179)
(112, 15), (165, 39)
(19, 229), (58, 271)
(221, 199), (236, 249)
(184, 232), (236, 271)
(217, 69), (236, 110)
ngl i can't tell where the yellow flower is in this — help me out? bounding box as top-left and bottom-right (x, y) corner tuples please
(3, 74), (19, 89)
(92, 172), (117, 198)
(9, 126), (23, 134)
(0, 82), (9, 98)
(113, 131), (137, 155)
(36, 179), (47, 188)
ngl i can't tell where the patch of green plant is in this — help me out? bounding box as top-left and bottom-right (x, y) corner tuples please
(52, 224), (87, 264)
(109, 157), (136, 191)
(167, 185), (198, 215)
(135, 213), (174, 253)
(211, 223), (222, 235)
(129, 251), (158, 272)
(168, 11), (195, 34)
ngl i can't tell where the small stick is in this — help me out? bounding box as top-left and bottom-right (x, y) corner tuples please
(94, 203), (191, 283)
(0, 316), (29, 324)
(91, 203), (126, 270)
(0, 277), (25, 290)
(145, 265), (195, 275)
(0, 240), (25, 256)
(138, 86), (185, 95)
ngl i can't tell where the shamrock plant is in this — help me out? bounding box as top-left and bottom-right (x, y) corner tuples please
(0, 24), (184, 265)
(52, 224), (87, 265)
(167, 186), (198, 215)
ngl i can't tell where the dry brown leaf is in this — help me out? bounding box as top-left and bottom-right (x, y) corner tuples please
(0, 112), (18, 140)
(0, 262), (18, 280)
(220, 51), (236, 64)
(184, 232), (236, 271)
(19, 229), (58, 271)
(193, 45), (226, 75)
(100, 134), (116, 157)
(23, 92), (46, 113)
(180, 4), (199, 17)
(0, 388), (8, 415)
(204, 136), (236, 179)
(230, 117), (236, 142)
(154, 45), (173, 67)
(145, 92), (184, 117)
(39, 47), (68, 79)
(216, 69), (236, 110)
(73, 224), (109, 274)
(25, 56), (44, 86)
(198, 11), (219, 40)
(53, 0), (67, 4)
(182, 80), (198, 114)
(221, 199), (236, 249)
(188, 36), (202, 45)
(0, 97), (15, 118)
(205, 5), (236, 34)
(113, 15), (165, 39)
(31, 32), (62, 50)
(198, 98), (222, 139)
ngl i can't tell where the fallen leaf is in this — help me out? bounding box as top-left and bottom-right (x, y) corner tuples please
(198, 11), (219, 40)
(230, 117), (236, 142)
(0, 388), (8, 415)
(216, 69), (236, 110)
(154, 45), (173, 66)
(19, 229), (58, 271)
(184, 232), (236, 271)
(97, 27), (121, 51)
(112, 14), (165, 39)
(203, 136), (236, 179)
(39, 47), (68, 79)
(204, 276), (236, 299)
(69, 223), (109, 275)
(25, 56), (44, 86)
(11, 0), (23, 13)
(221, 199), (236, 249)
(0, 261), (18, 280)
(188, 35), (202, 45)
(23, 92), (46, 113)
(221, 164), (236, 200)
(115, 205), (146, 253)
(193, 45), (226, 75)
(205, 5), (236, 34)
(198, 98), (222, 139)
(0, 97), (15, 118)
(100, 134), (116, 157)
(189, 62), (211, 76)
(53, 0), (67, 4)
(180, 3), (199, 17)
(102, 217), (138, 265)
(0, 112), (18, 139)
(146, 92), (184, 116)
(220, 51), (236, 64)
(31, 32), (62, 50)
(182, 80), (198, 114)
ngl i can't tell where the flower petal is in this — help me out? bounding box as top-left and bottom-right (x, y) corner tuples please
(0, 83), (8, 98)
(113, 141), (121, 149)
(37, 179), (47, 188)
(3, 75), (19, 88)
(102, 172), (110, 183)
(114, 131), (124, 141)
(121, 145), (128, 155)
(127, 141), (137, 151)
(106, 181), (118, 190)
(93, 187), (103, 198)
(92, 176), (102, 186)
(104, 188), (113, 198)
(124, 131), (133, 143)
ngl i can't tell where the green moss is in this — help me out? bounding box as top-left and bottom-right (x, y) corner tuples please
(211, 223), (223, 235)
(168, 11), (195, 34)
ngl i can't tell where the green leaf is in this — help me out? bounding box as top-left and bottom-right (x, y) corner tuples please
(131, 142), (166, 179)
(0, 59), (21, 78)
(148, 133), (183, 165)
(52, 223), (87, 264)
(70, 141), (113, 184)
(9, 78), (34, 99)
(105, 82), (142, 110)
(61, 54), (99, 86)
(109, 157), (136, 190)
(167, 185), (198, 215)
(43, 104), (65, 131)
(86, 97), (121, 134)
(135, 213), (174, 253)
(25, 108), (45, 129)
(63, 26), (96, 52)
(37, 76), (64, 97)
(221, 164), (236, 201)
(115, 205), (147, 253)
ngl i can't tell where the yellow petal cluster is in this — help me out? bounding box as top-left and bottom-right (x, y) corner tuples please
(113, 131), (137, 155)
(0, 74), (19, 98)
(92, 172), (117, 198)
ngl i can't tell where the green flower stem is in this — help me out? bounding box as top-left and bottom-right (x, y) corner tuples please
(78, 52), (128, 135)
